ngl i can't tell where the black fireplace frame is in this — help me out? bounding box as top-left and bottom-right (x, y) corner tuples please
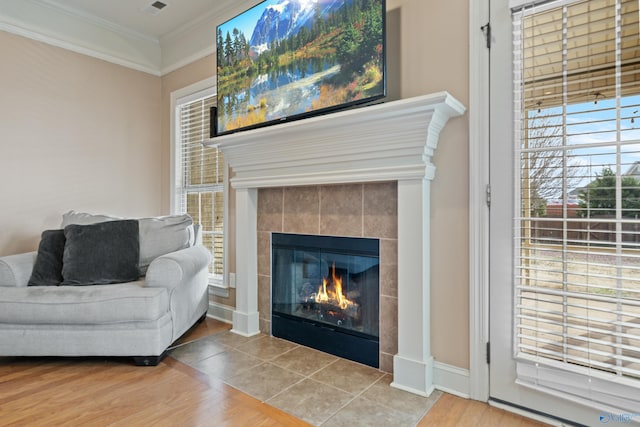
(271, 233), (380, 368)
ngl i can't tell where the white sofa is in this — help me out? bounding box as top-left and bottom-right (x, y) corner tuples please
(0, 212), (211, 365)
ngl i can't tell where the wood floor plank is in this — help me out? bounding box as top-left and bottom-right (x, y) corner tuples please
(50, 365), (210, 425)
(456, 398), (492, 427)
(171, 317), (231, 347)
(1, 361), (180, 425)
(0, 361), (126, 423)
(417, 392), (459, 426)
(419, 392), (550, 427)
(109, 387), (227, 426)
(0, 318), (549, 426)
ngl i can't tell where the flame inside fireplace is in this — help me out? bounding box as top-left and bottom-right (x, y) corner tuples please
(314, 263), (355, 310)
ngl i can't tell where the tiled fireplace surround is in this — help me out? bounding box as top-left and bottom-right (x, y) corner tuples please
(209, 92), (465, 397)
(256, 183), (399, 372)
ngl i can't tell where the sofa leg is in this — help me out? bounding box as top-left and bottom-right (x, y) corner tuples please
(196, 312), (208, 324)
(133, 352), (166, 366)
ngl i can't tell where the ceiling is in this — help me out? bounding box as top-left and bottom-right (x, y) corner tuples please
(36, 0), (237, 40)
(0, 0), (259, 74)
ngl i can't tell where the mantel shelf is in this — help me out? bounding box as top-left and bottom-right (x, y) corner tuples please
(205, 92), (465, 189)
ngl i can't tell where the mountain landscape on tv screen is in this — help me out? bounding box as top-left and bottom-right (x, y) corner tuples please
(216, 0), (385, 135)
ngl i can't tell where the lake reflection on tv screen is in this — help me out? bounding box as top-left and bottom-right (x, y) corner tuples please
(216, 0), (386, 136)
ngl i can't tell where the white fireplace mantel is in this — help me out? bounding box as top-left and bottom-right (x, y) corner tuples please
(206, 92), (465, 397)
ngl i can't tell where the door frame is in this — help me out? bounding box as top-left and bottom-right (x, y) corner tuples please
(468, 0), (491, 402)
(468, 2), (635, 422)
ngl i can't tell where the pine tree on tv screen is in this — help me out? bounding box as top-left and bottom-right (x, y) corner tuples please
(216, 0), (385, 135)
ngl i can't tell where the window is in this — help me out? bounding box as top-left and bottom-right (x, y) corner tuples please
(173, 86), (226, 286)
(513, 0), (640, 407)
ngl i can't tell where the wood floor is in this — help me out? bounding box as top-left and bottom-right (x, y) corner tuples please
(0, 318), (549, 426)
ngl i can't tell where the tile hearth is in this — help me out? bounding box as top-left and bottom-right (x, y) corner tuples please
(168, 331), (441, 426)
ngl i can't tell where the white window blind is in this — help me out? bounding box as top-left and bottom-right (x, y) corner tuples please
(176, 94), (225, 284)
(513, 0), (640, 410)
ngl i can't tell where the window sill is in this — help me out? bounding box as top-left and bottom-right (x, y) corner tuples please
(516, 357), (640, 413)
(208, 283), (229, 298)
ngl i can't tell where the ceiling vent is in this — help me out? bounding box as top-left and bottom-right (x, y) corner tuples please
(142, 1), (168, 16)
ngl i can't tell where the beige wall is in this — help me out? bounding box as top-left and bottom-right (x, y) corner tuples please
(0, 31), (162, 257)
(394, 0), (471, 370)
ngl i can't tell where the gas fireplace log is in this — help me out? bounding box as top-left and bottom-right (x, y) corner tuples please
(319, 302), (360, 321)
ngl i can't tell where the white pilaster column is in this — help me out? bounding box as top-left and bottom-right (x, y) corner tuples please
(231, 187), (260, 337)
(392, 177), (434, 397)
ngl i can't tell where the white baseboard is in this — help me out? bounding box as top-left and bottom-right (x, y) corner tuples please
(433, 361), (471, 399)
(489, 400), (564, 427)
(208, 302), (233, 324)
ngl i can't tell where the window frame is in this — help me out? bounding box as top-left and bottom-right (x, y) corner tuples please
(170, 77), (229, 291)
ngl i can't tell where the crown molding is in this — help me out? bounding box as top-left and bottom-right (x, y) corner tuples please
(0, 0), (325, 77)
(35, 0), (159, 44)
(0, 0), (162, 75)
(0, 22), (162, 76)
(159, 0), (260, 75)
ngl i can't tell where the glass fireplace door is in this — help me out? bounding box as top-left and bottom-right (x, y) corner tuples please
(271, 233), (380, 367)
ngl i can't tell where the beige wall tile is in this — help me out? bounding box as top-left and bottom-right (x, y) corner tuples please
(283, 186), (320, 234)
(379, 352), (394, 373)
(380, 295), (398, 355)
(260, 184), (400, 371)
(260, 318), (271, 336)
(319, 184), (363, 237)
(258, 188), (284, 232)
(380, 263), (398, 298)
(258, 231), (271, 276)
(258, 274), (271, 325)
(380, 239), (398, 267)
(364, 182), (397, 239)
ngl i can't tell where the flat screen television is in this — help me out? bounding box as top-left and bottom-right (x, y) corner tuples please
(214, 0), (386, 136)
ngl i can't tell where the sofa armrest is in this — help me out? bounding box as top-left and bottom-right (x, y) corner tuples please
(145, 245), (211, 290)
(145, 245), (211, 341)
(0, 252), (37, 287)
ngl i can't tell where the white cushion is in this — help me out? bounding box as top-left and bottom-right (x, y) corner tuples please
(0, 282), (169, 324)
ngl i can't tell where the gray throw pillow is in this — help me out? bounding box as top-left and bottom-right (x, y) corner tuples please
(28, 229), (66, 286)
(61, 220), (140, 286)
(61, 211), (194, 274)
(137, 215), (193, 274)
